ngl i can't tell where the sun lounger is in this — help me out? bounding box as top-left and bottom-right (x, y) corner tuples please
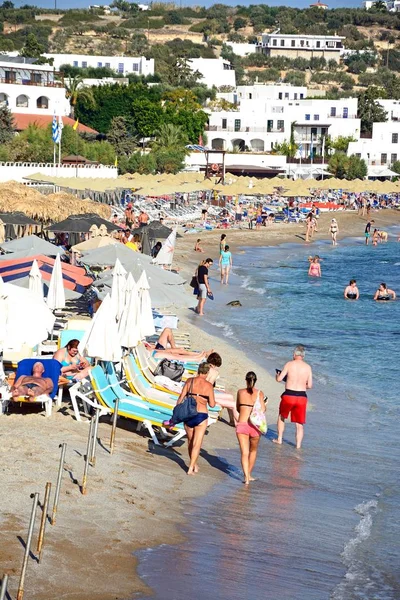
(10, 358), (62, 417)
(89, 365), (186, 447)
(123, 354), (221, 420)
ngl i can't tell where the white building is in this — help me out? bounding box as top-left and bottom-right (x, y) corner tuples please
(256, 31), (345, 63)
(236, 83), (308, 102)
(206, 95), (360, 155)
(348, 121), (400, 168)
(0, 57), (69, 116)
(225, 43), (257, 57)
(45, 54), (155, 77)
(189, 58), (236, 89)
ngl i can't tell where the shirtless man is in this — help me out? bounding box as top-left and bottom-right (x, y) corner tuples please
(11, 362), (54, 401)
(273, 345), (313, 449)
(138, 210), (149, 227)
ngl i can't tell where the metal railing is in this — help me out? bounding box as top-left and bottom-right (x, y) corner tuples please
(206, 126), (284, 133)
(0, 78), (64, 88)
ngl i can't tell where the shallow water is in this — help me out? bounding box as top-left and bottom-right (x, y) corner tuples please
(136, 232), (400, 600)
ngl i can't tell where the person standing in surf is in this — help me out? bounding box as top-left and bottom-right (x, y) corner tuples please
(274, 345), (313, 449)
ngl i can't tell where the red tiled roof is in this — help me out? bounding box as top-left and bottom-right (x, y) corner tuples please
(12, 113), (98, 135)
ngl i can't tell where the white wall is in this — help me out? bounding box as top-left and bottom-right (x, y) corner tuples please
(45, 54), (155, 77)
(225, 43), (257, 57)
(189, 58), (236, 89)
(348, 121), (400, 166)
(237, 84), (308, 101)
(0, 83), (69, 116)
(185, 151), (287, 171)
(0, 163), (117, 183)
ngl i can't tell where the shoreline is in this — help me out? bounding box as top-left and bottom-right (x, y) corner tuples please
(1, 209), (400, 599)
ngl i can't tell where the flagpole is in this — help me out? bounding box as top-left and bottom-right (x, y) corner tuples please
(53, 143), (56, 169)
(321, 136), (325, 181)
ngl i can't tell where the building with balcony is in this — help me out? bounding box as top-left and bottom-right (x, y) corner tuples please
(0, 57), (69, 116)
(188, 58), (236, 90)
(45, 54), (155, 77)
(206, 95), (360, 155)
(347, 122), (400, 169)
(256, 30), (345, 63)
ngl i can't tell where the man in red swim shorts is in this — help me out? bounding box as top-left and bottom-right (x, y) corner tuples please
(273, 345), (313, 449)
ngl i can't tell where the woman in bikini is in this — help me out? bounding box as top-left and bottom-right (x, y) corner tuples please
(236, 371), (266, 485)
(329, 218), (339, 246)
(308, 256), (321, 277)
(176, 362), (215, 476)
(54, 339), (91, 381)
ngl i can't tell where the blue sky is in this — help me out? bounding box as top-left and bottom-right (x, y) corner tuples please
(14, 0), (362, 9)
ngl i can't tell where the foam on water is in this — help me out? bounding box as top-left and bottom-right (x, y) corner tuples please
(240, 275), (266, 295)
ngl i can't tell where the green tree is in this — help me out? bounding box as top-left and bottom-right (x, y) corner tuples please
(391, 159), (400, 173)
(65, 76), (95, 118)
(331, 136), (356, 153)
(127, 152), (156, 174)
(131, 98), (162, 138)
(154, 148), (185, 174)
(0, 105), (14, 144)
(357, 86), (388, 135)
(1, 1), (14, 8)
(372, 0), (387, 11)
(347, 154), (367, 180)
(152, 123), (188, 152)
(20, 33), (47, 63)
(107, 116), (138, 156)
(233, 17), (247, 30)
(328, 152), (349, 179)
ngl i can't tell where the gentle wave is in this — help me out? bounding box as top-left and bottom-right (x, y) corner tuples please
(240, 276), (266, 295)
(208, 320), (235, 339)
(331, 499), (379, 600)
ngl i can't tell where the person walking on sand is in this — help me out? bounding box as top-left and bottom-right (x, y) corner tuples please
(177, 363), (216, 475)
(219, 233), (227, 255)
(236, 372), (266, 485)
(273, 345), (312, 449)
(219, 244), (232, 285)
(329, 218), (339, 246)
(195, 258), (213, 316)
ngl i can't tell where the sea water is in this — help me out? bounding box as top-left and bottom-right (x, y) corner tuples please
(136, 233), (400, 600)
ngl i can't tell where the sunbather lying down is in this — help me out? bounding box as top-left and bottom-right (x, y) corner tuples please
(147, 328), (213, 361)
(11, 362), (53, 401)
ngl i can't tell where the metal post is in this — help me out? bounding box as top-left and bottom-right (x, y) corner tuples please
(89, 409), (100, 467)
(51, 443), (66, 525)
(16, 492), (39, 600)
(82, 417), (94, 495)
(0, 574), (8, 600)
(110, 398), (119, 455)
(37, 483), (51, 563)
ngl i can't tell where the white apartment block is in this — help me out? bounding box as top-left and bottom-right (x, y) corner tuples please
(256, 31), (345, 63)
(0, 58), (69, 116)
(45, 54), (155, 77)
(225, 43), (257, 57)
(348, 122), (400, 167)
(236, 84), (308, 102)
(206, 96), (360, 155)
(188, 58), (236, 89)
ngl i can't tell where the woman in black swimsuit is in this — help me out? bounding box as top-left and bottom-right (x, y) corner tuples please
(176, 362), (215, 476)
(344, 279), (359, 300)
(374, 282), (396, 301)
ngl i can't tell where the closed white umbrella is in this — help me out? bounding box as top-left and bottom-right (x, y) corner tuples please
(47, 253), (66, 310)
(79, 294), (122, 362)
(118, 273), (140, 349)
(0, 282), (55, 351)
(28, 259), (44, 300)
(110, 258), (127, 321)
(137, 271), (155, 339)
(152, 229), (176, 267)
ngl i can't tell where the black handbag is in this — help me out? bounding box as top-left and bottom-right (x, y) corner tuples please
(189, 275), (198, 288)
(171, 379), (198, 425)
(154, 358), (185, 382)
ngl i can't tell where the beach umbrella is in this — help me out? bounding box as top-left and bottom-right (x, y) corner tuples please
(141, 227), (152, 256)
(71, 235), (118, 253)
(0, 235), (64, 257)
(46, 253), (66, 310)
(152, 229), (176, 267)
(28, 259), (44, 300)
(78, 293), (122, 362)
(118, 273), (140, 349)
(110, 258), (127, 321)
(0, 212), (39, 226)
(0, 282), (55, 351)
(0, 219), (4, 245)
(137, 271), (155, 338)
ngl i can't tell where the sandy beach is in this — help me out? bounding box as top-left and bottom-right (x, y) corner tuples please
(1, 208), (399, 599)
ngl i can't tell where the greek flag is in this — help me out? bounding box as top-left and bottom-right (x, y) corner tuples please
(52, 114), (60, 144)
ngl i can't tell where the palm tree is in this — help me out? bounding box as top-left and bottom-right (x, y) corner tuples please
(152, 123), (188, 152)
(64, 76), (95, 118)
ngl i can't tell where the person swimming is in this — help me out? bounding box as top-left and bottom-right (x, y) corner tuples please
(374, 282), (396, 301)
(344, 279), (359, 300)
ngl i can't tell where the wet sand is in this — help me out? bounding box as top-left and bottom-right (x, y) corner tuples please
(1, 209), (399, 599)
